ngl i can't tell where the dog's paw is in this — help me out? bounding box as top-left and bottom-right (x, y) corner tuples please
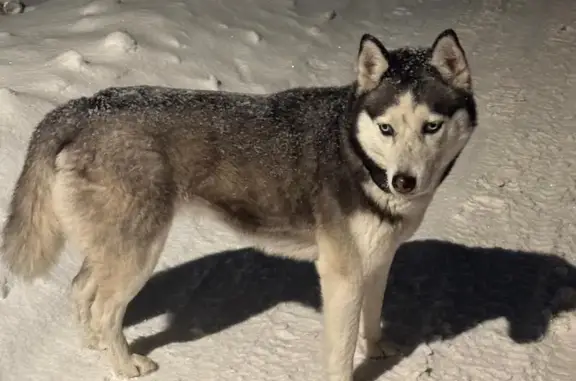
(356, 337), (401, 360)
(114, 354), (158, 378)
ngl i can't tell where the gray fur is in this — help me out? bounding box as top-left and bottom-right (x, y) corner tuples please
(1, 29), (477, 380)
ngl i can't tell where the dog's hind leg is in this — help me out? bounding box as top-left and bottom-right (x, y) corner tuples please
(87, 226), (170, 377)
(58, 190), (172, 376)
(53, 146), (175, 378)
(70, 258), (100, 349)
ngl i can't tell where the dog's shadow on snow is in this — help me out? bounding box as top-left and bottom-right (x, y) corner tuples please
(124, 240), (576, 381)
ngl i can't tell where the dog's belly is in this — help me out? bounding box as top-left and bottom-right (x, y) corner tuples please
(250, 233), (319, 261)
(219, 201), (319, 260)
(187, 197), (319, 261)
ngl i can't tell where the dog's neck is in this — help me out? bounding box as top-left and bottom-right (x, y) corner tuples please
(340, 90), (393, 194)
(359, 156), (392, 194)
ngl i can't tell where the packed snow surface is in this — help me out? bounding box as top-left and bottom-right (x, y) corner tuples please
(1, 0), (576, 380)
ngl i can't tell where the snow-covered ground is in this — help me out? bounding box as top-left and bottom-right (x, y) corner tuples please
(1, 0), (576, 380)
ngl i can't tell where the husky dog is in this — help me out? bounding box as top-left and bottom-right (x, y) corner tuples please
(1, 29), (476, 380)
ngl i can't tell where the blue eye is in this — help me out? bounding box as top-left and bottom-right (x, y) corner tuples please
(378, 123), (394, 136)
(422, 121), (444, 134)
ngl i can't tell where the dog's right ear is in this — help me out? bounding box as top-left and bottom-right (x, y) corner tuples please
(357, 34), (389, 94)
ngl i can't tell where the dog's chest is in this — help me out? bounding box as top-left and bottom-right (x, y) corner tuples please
(348, 198), (429, 262)
(348, 211), (403, 257)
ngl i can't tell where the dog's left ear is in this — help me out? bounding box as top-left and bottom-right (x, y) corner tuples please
(431, 29), (471, 90)
(357, 34), (389, 94)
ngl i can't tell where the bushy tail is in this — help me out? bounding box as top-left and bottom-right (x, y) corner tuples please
(1, 112), (82, 280)
(1, 152), (63, 280)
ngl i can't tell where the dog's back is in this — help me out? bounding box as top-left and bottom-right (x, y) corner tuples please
(63, 85), (351, 231)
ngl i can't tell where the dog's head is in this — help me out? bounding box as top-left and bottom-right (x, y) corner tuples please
(351, 29), (477, 199)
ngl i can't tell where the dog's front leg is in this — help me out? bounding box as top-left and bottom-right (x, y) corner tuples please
(316, 229), (363, 381)
(358, 247), (397, 359)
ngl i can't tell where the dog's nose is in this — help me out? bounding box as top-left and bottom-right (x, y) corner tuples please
(391, 173), (417, 194)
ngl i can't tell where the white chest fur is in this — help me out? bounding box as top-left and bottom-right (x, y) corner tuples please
(351, 182), (433, 270)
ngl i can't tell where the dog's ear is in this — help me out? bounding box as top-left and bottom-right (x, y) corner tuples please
(357, 34), (389, 94)
(430, 29), (471, 90)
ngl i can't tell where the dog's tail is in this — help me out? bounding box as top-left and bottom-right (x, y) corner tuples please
(1, 108), (82, 281)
